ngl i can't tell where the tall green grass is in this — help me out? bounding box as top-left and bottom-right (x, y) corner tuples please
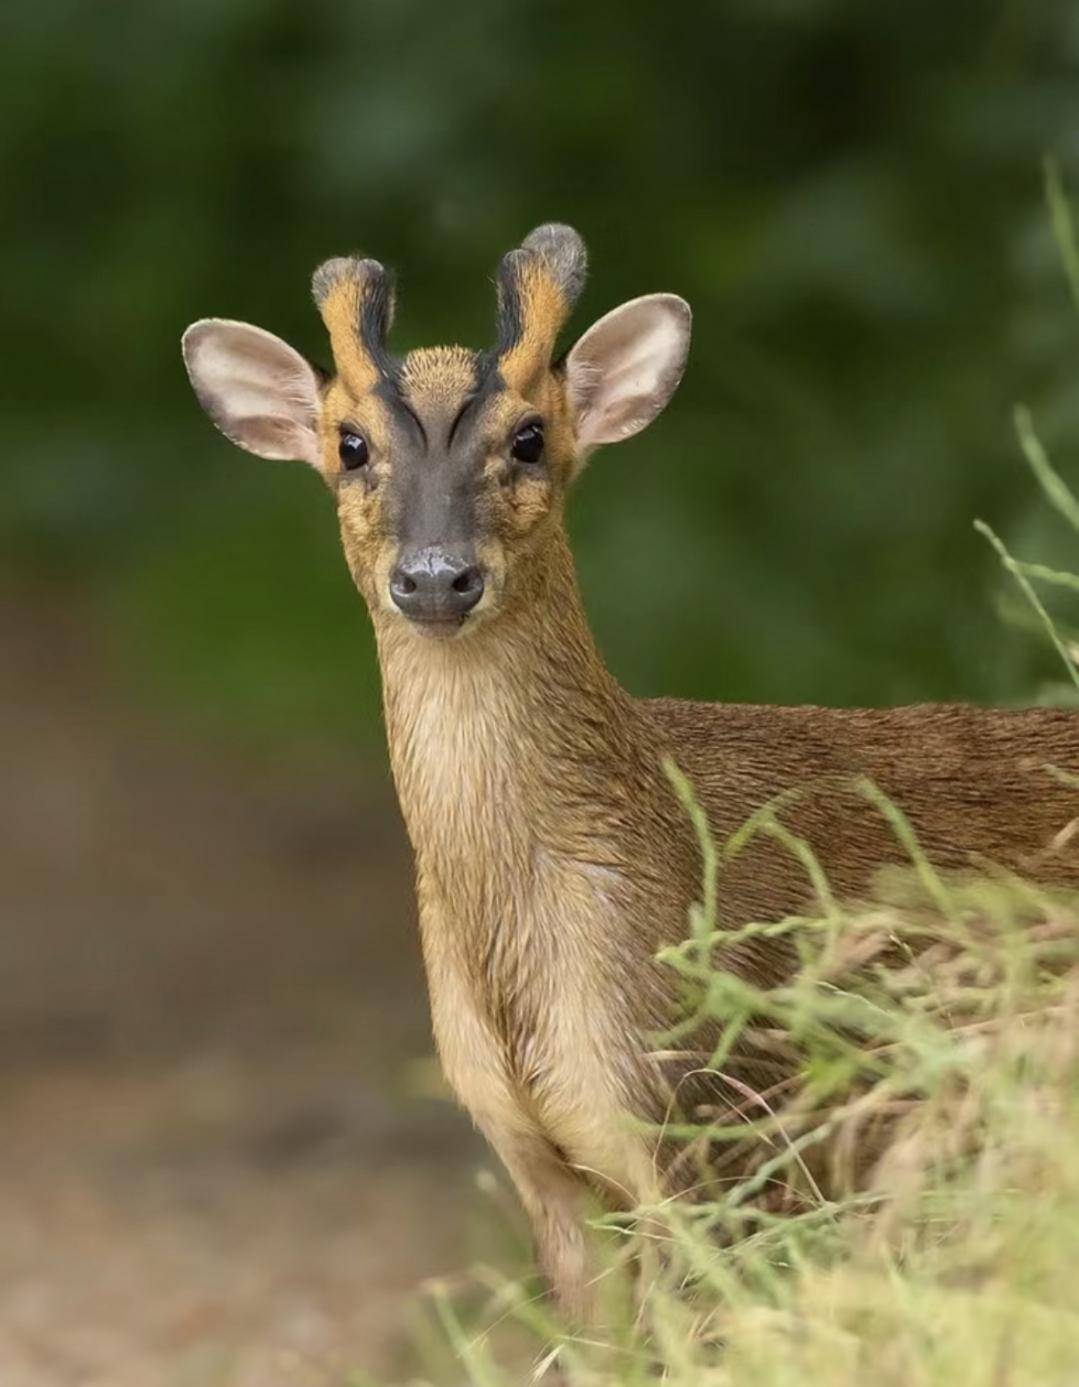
(975, 157), (1079, 702)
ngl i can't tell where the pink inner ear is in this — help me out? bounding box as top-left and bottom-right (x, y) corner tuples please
(236, 415), (316, 461)
(586, 394), (654, 443)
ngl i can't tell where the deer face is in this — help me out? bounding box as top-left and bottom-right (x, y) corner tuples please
(183, 226), (690, 638)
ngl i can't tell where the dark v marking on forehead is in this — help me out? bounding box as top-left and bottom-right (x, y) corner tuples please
(389, 346), (507, 452)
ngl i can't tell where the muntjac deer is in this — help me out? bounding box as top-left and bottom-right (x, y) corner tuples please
(183, 225), (1079, 1315)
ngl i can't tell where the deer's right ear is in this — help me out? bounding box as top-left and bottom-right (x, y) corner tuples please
(181, 319), (323, 467)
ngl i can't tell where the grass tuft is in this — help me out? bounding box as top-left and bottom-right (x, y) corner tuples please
(441, 865), (1076, 1375)
(419, 862), (1079, 1387)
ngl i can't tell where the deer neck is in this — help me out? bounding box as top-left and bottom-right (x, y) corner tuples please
(374, 530), (649, 885)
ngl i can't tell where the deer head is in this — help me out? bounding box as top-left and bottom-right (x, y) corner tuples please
(182, 225), (691, 638)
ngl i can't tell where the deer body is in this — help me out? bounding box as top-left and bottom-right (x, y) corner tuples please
(182, 224), (1079, 1316)
(379, 527), (1079, 1311)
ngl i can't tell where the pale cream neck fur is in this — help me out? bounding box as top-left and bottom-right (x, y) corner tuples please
(373, 533), (641, 874)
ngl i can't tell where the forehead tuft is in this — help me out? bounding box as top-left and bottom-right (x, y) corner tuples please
(401, 345), (483, 412)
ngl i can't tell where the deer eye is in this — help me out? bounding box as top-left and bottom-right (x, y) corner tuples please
(511, 421), (544, 465)
(338, 432), (369, 470)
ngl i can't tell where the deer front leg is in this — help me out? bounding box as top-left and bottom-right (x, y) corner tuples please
(423, 940), (594, 1317)
(480, 1123), (594, 1321)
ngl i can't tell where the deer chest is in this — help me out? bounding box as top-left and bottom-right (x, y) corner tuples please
(418, 854), (655, 1196)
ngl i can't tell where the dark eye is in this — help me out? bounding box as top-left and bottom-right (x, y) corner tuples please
(338, 432), (369, 470)
(511, 422), (544, 465)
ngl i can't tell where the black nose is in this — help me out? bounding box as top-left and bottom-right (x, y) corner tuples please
(389, 547), (485, 623)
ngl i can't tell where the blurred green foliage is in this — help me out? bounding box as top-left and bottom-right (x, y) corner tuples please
(5, 0), (1079, 745)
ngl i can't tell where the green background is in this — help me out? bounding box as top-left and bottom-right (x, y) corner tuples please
(6, 0), (1079, 749)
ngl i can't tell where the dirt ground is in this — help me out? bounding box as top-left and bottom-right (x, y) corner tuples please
(0, 596), (494, 1386)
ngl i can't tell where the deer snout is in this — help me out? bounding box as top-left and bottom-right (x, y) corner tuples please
(389, 546), (485, 624)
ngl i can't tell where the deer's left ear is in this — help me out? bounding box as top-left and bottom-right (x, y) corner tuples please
(564, 294), (691, 462)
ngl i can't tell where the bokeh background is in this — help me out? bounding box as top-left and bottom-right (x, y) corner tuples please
(3, 2), (1079, 1384)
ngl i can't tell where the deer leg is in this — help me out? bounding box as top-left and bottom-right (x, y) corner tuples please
(484, 1127), (593, 1321)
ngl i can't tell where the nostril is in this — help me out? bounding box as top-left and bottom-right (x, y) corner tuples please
(389, 568), (421, 612)
(447, 565), (484, 616)
(452, 566), (482, 595)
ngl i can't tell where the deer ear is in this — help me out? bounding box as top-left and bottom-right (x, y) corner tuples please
(182, 319), (323, 466)
(564, 294), (691, 459)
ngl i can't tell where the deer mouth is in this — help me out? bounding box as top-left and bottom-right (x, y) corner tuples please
(402, 612), (472, 640)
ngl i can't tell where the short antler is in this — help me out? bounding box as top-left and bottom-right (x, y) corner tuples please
(495, 223), (587, 392)
(311, 255), (397, 393)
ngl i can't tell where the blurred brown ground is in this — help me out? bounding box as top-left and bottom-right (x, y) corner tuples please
(0, 593), (488, 1386)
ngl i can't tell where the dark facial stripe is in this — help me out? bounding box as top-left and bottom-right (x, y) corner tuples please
(357, 269), (430, 440)
(358, 268), (401, 389)
(494, 251), (526, 355)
